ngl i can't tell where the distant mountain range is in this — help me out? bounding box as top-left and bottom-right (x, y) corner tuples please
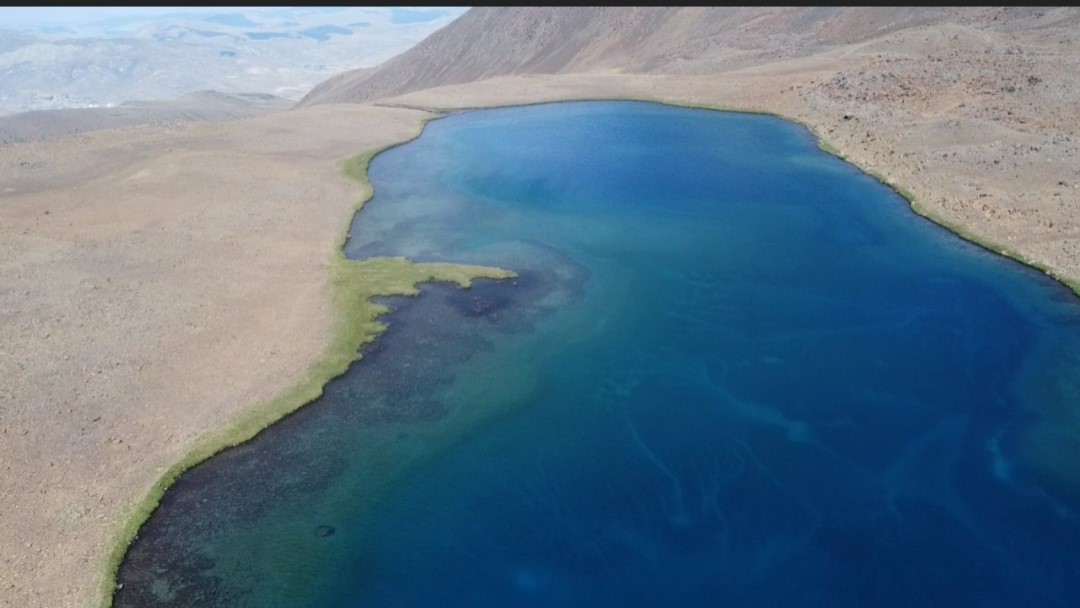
(0, 7), (466, 115)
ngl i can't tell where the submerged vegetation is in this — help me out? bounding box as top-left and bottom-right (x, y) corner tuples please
(99, 142), (514, 608)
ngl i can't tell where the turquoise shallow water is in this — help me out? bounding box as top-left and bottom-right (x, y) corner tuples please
(116, 101), (1080, 607)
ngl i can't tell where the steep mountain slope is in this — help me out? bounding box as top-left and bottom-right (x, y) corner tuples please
(295, 6), (1079, 107)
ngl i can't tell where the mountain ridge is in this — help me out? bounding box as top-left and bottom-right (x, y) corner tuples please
(296, 6), (1080, 107)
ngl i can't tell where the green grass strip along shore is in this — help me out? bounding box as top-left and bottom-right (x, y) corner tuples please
(98, 137), (515, 608)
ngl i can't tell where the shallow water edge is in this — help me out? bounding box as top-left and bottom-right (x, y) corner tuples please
(98, 122), (514, 608)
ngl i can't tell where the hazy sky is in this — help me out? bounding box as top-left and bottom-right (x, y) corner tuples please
(1, 7), (250, 27)
(0, 7), (467, 29)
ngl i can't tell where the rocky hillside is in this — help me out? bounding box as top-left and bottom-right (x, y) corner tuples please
(296, 6), (1080, 107)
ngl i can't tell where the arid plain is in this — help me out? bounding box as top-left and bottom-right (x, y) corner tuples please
(2, 7), (1079, 608)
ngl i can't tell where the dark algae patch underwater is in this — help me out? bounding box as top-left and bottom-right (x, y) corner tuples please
(115, 101), (1080, 607)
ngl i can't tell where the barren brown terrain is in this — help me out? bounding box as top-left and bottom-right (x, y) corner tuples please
(2, 7), (1079, 608)
(0, 104), (434, 607)
(0, 91), (290, 146)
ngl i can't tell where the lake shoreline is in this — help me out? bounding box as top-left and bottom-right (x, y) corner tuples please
(4, 59), (1078, 607)
(102, 96), (1080, 608)
(95, 127), (515, 607)
(111, 99), (1080, 607)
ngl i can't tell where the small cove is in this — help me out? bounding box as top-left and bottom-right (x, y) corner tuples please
(115, 101), (1080, 607)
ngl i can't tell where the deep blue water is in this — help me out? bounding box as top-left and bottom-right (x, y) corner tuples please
(116, 101), (1080, 608)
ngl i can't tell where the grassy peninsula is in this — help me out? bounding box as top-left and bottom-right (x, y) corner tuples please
(98, 145), (515, 608)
